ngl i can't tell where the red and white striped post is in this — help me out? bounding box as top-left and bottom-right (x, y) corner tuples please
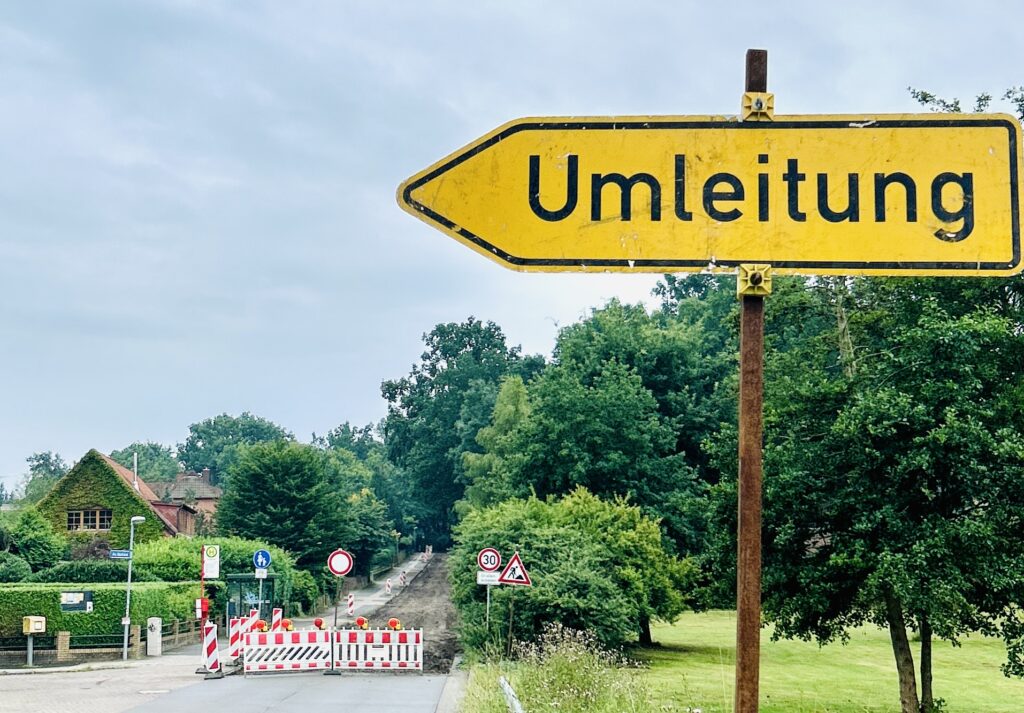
(346, 593), (355, 617)
(203, 621), (224, 679)
(400, 570), (407, 586)
(248, 608), (259, 632)
(271, 608), (283, 631)
(385, 578), (392, 595)
(228, 617), (241, 660)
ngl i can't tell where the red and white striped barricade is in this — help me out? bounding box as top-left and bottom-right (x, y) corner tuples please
(203, 621), (224, 678)
(400, 571), (407, 586)
(247, 608), (259, 632)
(385, 578), (392, 595)
(334, 629), (423, 670)
(227, 617), (242, 660)
(243, 629), (333, 673)
(271, 608), (283, 631)
(346, 594), (355, 616)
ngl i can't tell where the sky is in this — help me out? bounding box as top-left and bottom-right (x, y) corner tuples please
(1, 0), (1021, 493)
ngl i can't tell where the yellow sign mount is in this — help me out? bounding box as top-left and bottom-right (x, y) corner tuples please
(398, 114), (1023, 277)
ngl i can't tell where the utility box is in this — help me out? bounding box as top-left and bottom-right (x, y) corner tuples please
(147, 617), (162, 656)
(22, 616), (45, 635)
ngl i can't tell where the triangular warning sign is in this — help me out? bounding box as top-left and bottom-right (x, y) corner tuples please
(497, 551), (532, 586)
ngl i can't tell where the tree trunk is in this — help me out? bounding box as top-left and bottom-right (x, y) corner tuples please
(639, 615), (653, 646)
(883, 589), (921, 713)
(920, 617), (934, 712)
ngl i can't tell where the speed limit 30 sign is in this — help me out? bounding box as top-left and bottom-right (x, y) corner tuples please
(477, 548), (501, 572)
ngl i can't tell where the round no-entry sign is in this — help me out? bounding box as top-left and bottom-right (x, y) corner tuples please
(327, 548), (354, 577)
(477, 547), (501, 572)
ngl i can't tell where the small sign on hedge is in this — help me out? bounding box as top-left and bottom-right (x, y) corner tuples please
(60, 591), (94, 613)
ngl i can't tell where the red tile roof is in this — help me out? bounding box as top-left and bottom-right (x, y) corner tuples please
(99, 453), (179, 535)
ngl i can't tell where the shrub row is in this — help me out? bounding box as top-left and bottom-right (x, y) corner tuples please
(0, 581), (218, 636)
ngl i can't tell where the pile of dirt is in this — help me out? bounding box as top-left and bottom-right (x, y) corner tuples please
(373, 553), (460, 673)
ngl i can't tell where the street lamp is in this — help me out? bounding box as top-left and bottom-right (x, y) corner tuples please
(122, 515), (145, 661)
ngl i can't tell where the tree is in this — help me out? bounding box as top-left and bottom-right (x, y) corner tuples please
(702, 275), (1024, 713)
(381, 317), (540, 545)
(476, 360), (703, 550)
(178, 413), (293, 484)
(110, 442), (180, 482)
(460, 376), (532, 511)
(8, 507), (65, 571)
(314, 422), (380, 460)
(18, 451), (69, 503)
(216, 442), (347, 570)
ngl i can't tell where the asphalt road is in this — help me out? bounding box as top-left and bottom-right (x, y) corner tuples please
(123, 671), (449, 713)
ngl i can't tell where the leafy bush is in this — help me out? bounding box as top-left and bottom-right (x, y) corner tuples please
(0, 552), (32, 582)
(0, 581), (202, 635)
(25, 559), (161, 583)
(132, 536), (297, 612)
(451, 489), (695, 654)
(290, 569), (319, 615)
(8, 508), (66, 570)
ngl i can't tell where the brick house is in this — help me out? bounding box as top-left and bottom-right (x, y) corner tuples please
(37, 449), (198, 548)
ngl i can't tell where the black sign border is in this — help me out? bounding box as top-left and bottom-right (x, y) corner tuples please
(402, 118), (1021, 273)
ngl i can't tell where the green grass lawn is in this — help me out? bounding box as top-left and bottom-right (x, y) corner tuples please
(641, 611), (1024, 713)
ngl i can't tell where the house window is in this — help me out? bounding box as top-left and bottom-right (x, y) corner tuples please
(66, 509), (113, 531)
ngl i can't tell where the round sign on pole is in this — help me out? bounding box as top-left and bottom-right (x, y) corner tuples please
(477, 547), (501, 572)
(253, 549), (272, 569)
(327, 548), (354, 577)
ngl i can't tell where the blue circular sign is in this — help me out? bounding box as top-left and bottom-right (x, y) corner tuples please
(253, 549), (272, 569)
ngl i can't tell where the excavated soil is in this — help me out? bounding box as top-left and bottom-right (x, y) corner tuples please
(374, 553), (460, 673)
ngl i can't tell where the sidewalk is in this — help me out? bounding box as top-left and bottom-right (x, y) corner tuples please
(296, 553), (430, 628)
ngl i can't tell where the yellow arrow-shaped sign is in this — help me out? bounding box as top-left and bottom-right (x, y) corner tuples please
(398, 114), (1023, 277)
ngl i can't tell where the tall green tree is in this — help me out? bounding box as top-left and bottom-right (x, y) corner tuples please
(18, 451), (69, 504)
(110, 442), (180, 482)
(178, 412), (293, 484)
(703, 276), (1024, 713)
(381, 318), (541, 545)
(216, 442), (346, 570)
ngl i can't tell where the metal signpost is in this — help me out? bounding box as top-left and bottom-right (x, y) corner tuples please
(121, 515), (145, 661)
(398, 50), (1023, 712)
(477, 548), (502, 627)
(253, 549), (272, 619)
(325, 548), (354, 676)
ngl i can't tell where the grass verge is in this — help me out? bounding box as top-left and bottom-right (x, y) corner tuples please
(641, 610), (1024, 712)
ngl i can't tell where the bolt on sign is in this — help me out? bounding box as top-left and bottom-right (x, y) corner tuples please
(398, 114), (1023, 277)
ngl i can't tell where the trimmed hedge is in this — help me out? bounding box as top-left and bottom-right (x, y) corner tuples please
(24, 559), (161, 584)
(133, 536), (297, 613)
(0, 581), (213, 636)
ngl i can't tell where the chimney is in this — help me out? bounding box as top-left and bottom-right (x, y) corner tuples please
(133, 452), (140, 491)
(201, 468), (211, 483)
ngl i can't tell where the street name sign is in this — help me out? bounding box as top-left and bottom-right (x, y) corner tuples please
(398, 114), (1023, 277)
(109, 549), (131, 560)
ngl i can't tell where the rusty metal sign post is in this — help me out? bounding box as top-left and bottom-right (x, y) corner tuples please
(735, 50), (770, 713)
